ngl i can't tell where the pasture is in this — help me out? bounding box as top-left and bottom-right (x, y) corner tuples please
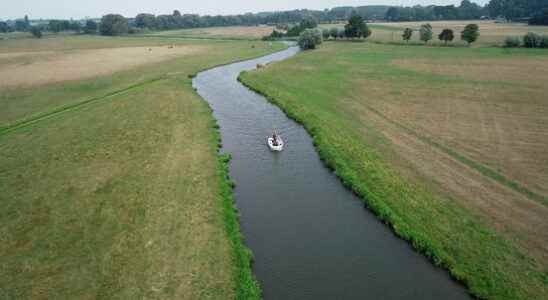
(0, 35), (284, 299)
(240, 42), (548, 299)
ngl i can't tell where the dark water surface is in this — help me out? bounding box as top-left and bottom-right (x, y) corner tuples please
(193, 46), (469, 300)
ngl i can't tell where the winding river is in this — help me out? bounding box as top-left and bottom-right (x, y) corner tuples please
(193, 46), (469, 300)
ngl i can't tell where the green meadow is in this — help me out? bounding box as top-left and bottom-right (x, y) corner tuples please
(0, 35), (285, 299)
(240, 41), (548, 299)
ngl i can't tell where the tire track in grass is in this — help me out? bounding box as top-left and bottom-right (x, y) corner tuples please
(362, 103), (548, 207)
(0, 77), (165, 137)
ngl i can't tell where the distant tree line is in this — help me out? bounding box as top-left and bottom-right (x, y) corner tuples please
(385, 0), (486, 22)
(487, 0), (548, 23)
(2, 0), (547, 38)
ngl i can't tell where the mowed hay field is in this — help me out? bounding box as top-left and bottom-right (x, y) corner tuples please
(0, 36), (286, 299)
(321, 20), (548, 46)
(240, 42), (548, 299)
(146, 26), (275, 40)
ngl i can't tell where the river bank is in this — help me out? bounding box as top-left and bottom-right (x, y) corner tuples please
(238, 42), (548, 300)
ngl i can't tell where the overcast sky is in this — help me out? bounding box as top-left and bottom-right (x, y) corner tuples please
(3, 0), (489, 20)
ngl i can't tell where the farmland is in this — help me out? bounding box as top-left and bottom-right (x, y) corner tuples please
(0, 34), (285, 299)
(320, 20), (548, 46)
(240, 42), (548, 299)
(144, 25), (275, 40)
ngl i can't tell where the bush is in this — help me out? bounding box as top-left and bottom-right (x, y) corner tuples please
(322, 28), (330, 39)
(30, 26), (42, 38)
(298, 29), (323, 50)
(504, 36), (521, 47)
(329, 27), (339, 39)
(523, 32), (542, 48)
(540, 35), (548, 48)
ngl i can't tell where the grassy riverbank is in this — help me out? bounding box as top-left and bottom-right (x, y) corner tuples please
(240, 42), (548, 299)
(0, 36), (284, 298)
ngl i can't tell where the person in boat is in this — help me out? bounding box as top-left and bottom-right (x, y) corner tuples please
(272, 133), (278, 146)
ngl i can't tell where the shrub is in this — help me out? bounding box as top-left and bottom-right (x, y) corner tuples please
(523, 32), (542, 48)
(298, 28), (323, 50)
(329, 27), (339, 39)
(337, 28), (346, 39)
(322, 28), (330, 39)
(540, 35), (548, 48)
(504, 36), (521, 47)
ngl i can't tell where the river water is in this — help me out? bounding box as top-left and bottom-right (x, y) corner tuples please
(193, 46), (469, 300)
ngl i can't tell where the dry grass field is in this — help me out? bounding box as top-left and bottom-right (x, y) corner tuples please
(321, 20), (548, 46)
(0, 35), (285, 299)
(240, 42), (548, 299)
(0, 45), (203, 88)
(147, 25), (275, 40)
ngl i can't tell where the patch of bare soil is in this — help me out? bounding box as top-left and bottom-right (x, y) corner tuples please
(0, 45), (203, 88)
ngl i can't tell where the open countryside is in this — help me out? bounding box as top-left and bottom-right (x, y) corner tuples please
(1, 0), (548, 299)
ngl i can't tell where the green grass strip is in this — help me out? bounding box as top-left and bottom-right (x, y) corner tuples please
(210, 119), (261, 299)
(0, 77), (165, 137)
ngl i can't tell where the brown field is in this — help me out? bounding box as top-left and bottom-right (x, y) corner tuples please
(372, 20), (548, 46)
(0, 45), (203, 88)
(148, 26), (275, 39)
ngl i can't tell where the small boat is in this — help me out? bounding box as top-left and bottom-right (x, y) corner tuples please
(267, 132), (284, 151)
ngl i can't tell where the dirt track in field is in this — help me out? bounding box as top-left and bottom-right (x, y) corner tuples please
(0, 45), (203, 88)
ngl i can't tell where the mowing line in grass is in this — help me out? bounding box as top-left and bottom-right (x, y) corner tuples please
(361, 103), (548, 207)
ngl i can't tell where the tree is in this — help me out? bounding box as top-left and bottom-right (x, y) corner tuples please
(300, 16), (318, 29)
(0, 21), (9, 33)
(344, 15), (371, 39)
(99, 14), (128, 36)
(298, 29), (323, 50)
(70, 21), (82, 33)
(135, 13), (156, 29)
(461, 23), (479, 46)
(439, 28), (455, 45)
(84, 20), (98, 34)
(15, 19), (29, 31)
(529, 9), (548, 25)
(30, 26), (42, 38)
(419, 23), (433, 44)
(402, 28), (413, 43)
(329, 27), (339, 39)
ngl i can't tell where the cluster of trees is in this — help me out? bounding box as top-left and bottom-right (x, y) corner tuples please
(385, 0), (485, 22)
(402, 23), (480, 46)
(298, 15), (372, 50)
(487, 0), (548, 24)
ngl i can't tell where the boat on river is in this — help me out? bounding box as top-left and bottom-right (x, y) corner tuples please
(267, 132), (284, 151)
